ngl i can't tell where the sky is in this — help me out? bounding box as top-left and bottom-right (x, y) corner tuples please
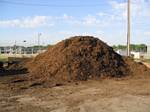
(0, 0), (150, 46)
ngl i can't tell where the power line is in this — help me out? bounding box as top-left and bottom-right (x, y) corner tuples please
(0, 0), (105, 7)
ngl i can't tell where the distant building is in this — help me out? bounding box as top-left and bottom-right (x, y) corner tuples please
(143, 45), (150, 59)
(147, 45), (150, 53)
(0, 46), (13, 54)
(0, 46), (46, 55)
(116, 45), (150, 59)
(131, 51), (143, 59)
(116, 49), (127, 56)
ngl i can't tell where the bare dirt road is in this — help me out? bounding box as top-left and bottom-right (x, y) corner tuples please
(0, 73), (150, 112)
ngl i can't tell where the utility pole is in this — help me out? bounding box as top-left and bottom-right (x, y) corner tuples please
(127, 0), (131, 56)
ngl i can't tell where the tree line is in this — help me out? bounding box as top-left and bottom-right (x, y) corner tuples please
(112, 44), (147, 52)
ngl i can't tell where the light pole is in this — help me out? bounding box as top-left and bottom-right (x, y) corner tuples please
(14, 40), (17, 59)
(127, 0), (131, 56)
(38, 33), (42, 53)
(23, 40), (26, 54)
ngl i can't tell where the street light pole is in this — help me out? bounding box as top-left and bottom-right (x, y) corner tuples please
(38, 33), (42, 53)
(23, 40), (26, 54)
(127, 0), (131, 56)
(14, 40), (17, 60)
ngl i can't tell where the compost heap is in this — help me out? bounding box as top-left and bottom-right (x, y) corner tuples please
(28, 36), (130, 83)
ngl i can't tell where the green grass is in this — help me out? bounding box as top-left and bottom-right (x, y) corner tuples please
(134, 58), (150, 63)
(0, 55), (8, 62)
(143, 59), (150, 63)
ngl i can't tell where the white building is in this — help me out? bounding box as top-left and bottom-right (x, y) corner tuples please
(131, 51), (143, 59)
(147, 45), (150, 53)
(116, 50), (127, 56)
(143, 45), (150, 59)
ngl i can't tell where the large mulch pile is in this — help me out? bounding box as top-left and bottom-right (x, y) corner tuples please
(27, 36), (130, 83)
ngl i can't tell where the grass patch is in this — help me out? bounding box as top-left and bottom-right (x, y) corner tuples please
(0, 55), (8, 62)
(143, 59), (150, 63)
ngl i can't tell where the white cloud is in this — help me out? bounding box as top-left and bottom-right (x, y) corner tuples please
(58, 31), (77, 36)
(62, 14), (74, 21)
(0, 16), (54, 28)
(0, 19), (20, 27)
(82, 15), (99, 26)
(109, 1), (126, 10)
(58, 30), (104, 37)
(0, 14), (77, 28)
(0, 12), (127, 29)
(71, 15), (112, 28)
(144, 32), (150, 36)
(0, 1), (149, 32)
(109, 0), (150, 20)
(97, 12), (108, 16)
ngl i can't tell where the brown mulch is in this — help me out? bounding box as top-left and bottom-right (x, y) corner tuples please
(27, 36), (130, 83)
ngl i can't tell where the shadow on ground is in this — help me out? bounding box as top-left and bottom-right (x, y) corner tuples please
(0, 68), (28, 76)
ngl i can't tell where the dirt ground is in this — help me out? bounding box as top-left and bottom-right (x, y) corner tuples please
(144, 62), (150, 68)
(0, 62), (150, 112)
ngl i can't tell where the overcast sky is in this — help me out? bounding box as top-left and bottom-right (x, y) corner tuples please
(0, 0), (150, 46)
